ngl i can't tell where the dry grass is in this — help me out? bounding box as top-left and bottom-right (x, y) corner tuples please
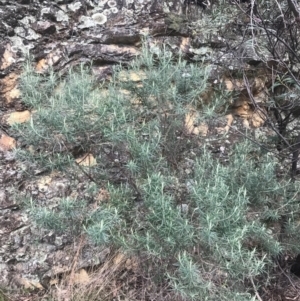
(43, 240), (184, 301)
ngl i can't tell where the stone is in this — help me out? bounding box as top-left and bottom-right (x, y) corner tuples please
(32, 21), (56, 35)
(0, 44), (15, 70)
(0, 134), (16, 151)
(185, 111), (208, 136)
(0, 72), (20, 104)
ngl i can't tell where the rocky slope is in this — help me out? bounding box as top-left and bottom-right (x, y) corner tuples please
(0, 0), (292, 299)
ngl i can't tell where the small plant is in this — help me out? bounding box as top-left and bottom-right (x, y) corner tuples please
(27, 198), (88, 235)
(13, 63), (109, 171)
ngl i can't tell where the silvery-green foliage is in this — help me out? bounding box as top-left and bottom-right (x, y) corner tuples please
(16, 42), (300, 301)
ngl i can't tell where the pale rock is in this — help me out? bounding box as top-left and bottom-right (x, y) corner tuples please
(0, 134), (16, 151)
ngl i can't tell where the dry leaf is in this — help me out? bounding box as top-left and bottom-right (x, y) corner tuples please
(5, 110), (31, 125)
(73, 269), (89, 284)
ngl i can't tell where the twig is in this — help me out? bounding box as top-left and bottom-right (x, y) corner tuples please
(250, 276), (263, 301)
(276, 258), (300, 292)
(75, 156), (100, 185)
(228, 124), (285, 160)
(243, 72), (291, 150)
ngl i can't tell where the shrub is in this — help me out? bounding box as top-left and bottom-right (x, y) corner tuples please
(14, 43), (300, 300)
